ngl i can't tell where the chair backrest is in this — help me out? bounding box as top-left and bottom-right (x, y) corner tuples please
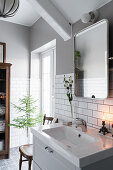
(43, 114), (58, 125)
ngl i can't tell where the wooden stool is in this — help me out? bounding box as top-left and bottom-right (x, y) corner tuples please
(19, 115), (58, 170)
(19, 144), (33, 170)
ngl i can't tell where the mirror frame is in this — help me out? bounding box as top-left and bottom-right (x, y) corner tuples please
(0, 42), (6, 63)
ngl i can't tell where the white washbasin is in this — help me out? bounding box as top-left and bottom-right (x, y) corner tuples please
(43, 126), (98, 148)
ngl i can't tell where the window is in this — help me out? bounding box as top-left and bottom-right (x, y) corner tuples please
(40, 48), (56, 116)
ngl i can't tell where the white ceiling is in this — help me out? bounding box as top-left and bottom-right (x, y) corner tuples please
(0, 0), (40, 27)
(0, 0), (112, 26)
(49, 0), (112, 23)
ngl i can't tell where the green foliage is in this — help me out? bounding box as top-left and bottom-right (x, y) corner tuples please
(74, 51), (81, 60)
(9, 95), (43, 129)
(63, 75), (73, 103)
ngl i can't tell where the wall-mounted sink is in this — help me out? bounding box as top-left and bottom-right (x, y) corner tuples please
(31, 124), (113, 169)
(43, 126), (98, 149)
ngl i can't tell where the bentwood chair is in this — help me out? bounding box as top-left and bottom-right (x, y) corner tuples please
(19, 115), (58, 170)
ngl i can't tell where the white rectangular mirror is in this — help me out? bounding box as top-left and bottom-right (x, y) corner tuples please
(74, 19), (109, 99)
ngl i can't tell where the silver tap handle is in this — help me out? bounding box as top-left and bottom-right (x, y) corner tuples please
(45, 146), (54, 153)
(75, 118), (87, 126)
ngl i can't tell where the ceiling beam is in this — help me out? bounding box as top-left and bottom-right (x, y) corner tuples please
(29, 0), (72, 41)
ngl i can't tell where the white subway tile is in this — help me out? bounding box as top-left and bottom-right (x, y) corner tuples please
(93, 111), (103, 119)
(61, 94), (67, 99)
(104, 98), (113, 105)
(77, 108), (83, 114)
(98, 104), (109, 113)
(60, 99), (65, 105)
(64, 100), (70, 105)
(67, 105), (71, 112)
(97, 119), (103, 127)
(88, 103), (97, 110)
(79, 102), (87, 109)
(62, 105), (67, 111)
(92, 125), (100, 129)
(74, 101), (79, 107)
(59, 109), (64, 115)
(82, 109), (92, 117)
(104, 113), (113, 122)
(93, 100), (104, 104)
(55, 108), (59, 114)
(88, 117), (97, 125)
(110, 106), (113, 113)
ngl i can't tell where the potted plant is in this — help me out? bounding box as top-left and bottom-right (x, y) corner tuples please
(9, 94), (43, 142)
(64, 75), (73, 118)
(74, 50), (81, 68)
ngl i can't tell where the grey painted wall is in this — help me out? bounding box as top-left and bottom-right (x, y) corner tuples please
(73, 1), (113, 55)
(30, 1), (113, 75)
(0, 20), (30, 78)
(30, 18), (74, 75)
(0, 1), (112, 77)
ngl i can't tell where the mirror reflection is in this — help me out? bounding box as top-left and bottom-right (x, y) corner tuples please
(74, 20), (109, 99)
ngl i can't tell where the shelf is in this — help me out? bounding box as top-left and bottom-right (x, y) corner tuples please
(0, 79), (5, 81)
(0, 64), (11, 159)
(0, 150), (5, 154)
(0, 92), (6, 94)
(0, 131), (5, 134)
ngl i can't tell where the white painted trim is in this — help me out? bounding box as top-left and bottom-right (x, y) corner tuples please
(29, 0), (72, 41)
(40, 49), (56, 116)
(74, 19), (108, 36)
(32, 39), (56, 54)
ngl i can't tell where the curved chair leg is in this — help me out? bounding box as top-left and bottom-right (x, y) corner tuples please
(19, 153), (22, 170)
(28, 159), (32, 170)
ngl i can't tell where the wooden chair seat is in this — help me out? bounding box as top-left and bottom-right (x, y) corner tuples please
(19, 144), (33, 159)
(19, 115), (58, 170)
(19, 144), (33, 170)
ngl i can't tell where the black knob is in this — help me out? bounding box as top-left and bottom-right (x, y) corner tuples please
(92, 95), (95, 98)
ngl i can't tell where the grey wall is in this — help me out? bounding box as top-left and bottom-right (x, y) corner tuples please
(30, 1), (113, 75)
(0, 1), (113, 77)
(0, 20), (30, 78)
(30, 18), (74, 75)
(73, 1), (113, 60)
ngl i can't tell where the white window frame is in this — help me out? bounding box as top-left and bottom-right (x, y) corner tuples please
(40, 47), (56, 116)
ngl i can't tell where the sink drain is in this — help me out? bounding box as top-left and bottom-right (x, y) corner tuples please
(78, 134), (81, 138)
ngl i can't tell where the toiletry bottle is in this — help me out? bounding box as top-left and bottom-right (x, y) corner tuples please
(112, 124), (113, 137)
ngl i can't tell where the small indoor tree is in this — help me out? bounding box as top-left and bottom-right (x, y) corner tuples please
(9, 94), (43, 137)
(74, 50), (81, 69)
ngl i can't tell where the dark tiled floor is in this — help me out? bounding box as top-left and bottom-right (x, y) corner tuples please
(0, 147), (32, 170)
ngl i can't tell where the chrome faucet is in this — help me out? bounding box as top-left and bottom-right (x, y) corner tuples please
(75, 118), (87, 132)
